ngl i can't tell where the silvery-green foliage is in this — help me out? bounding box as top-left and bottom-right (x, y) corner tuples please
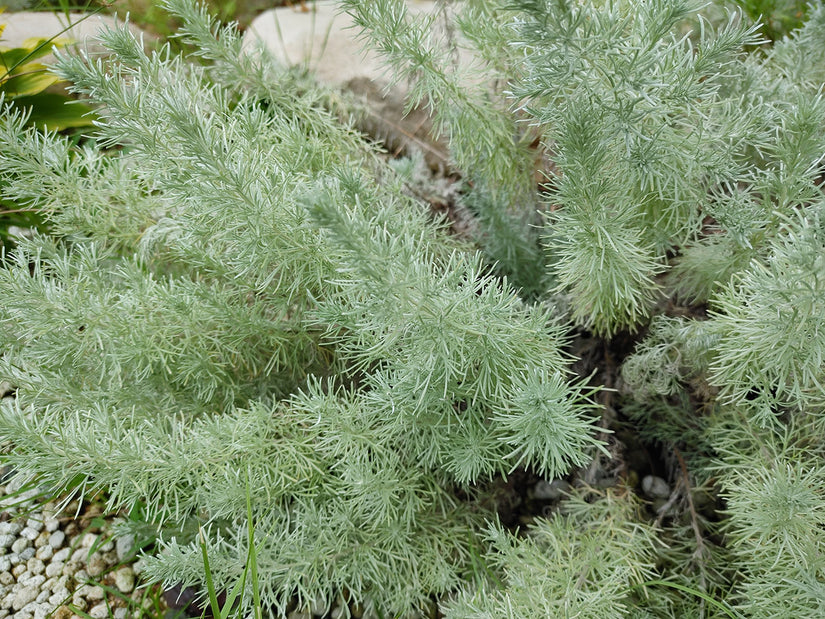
(0, 0), (605, 615)
(706, 415), (825, 618)
(443, 488), (660, 619)
(303, 170), (606, 485)
(618, 5), (825, 610)
(344, 0), (810, 335)
(341, 0), (825, 614)
(3, 0), (825, 615)
(627, 204), (825, 426)
(621, 316), (721, 400)
(510, 0), (769, 335)
(708, 203), (825, 419)
(339, 0), (548, 297)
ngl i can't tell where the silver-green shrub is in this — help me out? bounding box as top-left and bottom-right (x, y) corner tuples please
(0, 1), (603, 615)
(1, 0), (824, 617)
(346, 0), (825, 617)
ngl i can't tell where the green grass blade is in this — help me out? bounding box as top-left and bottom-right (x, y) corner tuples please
(199, 528), (223, 619)
(633, 580), (746, 619)
(246, 472), (262, 619)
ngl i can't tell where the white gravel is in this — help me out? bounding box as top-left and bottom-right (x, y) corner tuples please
(0, 474), (141, 619)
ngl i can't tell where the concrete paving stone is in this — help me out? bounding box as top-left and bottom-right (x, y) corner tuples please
(0, 11), (154, 62)
(243, 1), (436, 89)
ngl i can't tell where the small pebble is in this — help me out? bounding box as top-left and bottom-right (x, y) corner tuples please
(80, 534), (97, 549)
(0, 559), (9, 573)
(11, 587), (37, 611)
(115, 535), (135, 563)
(88, 603), (108, 619)
(131, 559), (145, 576)
(72, 569), (89, 584)
(51, 607), (72, 619)
(102, 551), (118, 566)
(84, 586), (105, 602)
(47, 532), (65, 551)
(10, 539), (29, 555)
(0, 525), (22, 538)
(32, 533), (48, 550)
(85, 554), (107, 578)
(642, 475), (671, 500)
(113, 567), (134, 593)
(25, 560), (43, 577)
(47, 593), (64, 607)
(44, 563), (63, 579)
(51, 549), (70, 564)
(18, 550), (34, 563)
(70, 595), (86, 611)
(18, 529), (37, 543)
(69, 549), (86, 565)
(11, 566), (26, 579)
(0, 537), (14, 551)
(0, 572), (13, 586)
(113, 609), (127, 619)
(20, 576), (45, 590)
(33, 547), (52, 563)
(23, 521), (42, 534)
(43, 521), (59, 534)
(33, 603), (52, 619)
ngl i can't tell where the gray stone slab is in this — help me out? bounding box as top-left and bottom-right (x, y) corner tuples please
(243, 0), (436, 88)
(0, 11), (152, 57)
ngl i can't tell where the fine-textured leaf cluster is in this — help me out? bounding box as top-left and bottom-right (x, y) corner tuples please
(0, 1), (603, 615)
(1, 0), (824, 617)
